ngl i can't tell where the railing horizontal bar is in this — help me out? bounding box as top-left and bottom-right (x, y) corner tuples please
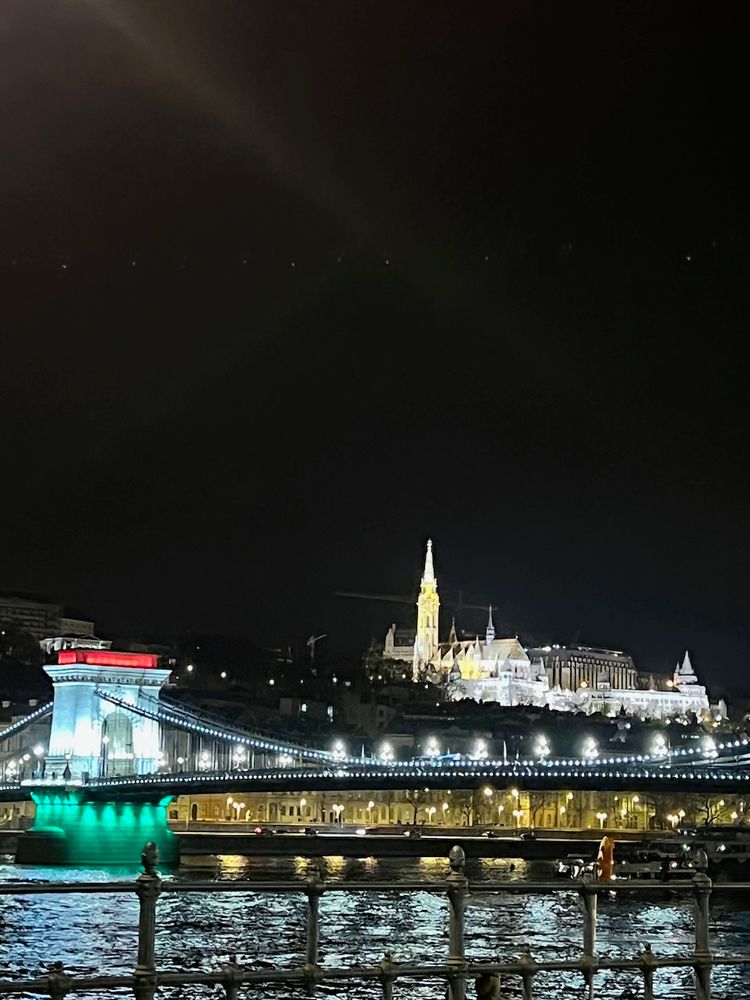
(6, 878), (750, 898)
(3, 954), (750, 994)
(162, 879), (455, 894)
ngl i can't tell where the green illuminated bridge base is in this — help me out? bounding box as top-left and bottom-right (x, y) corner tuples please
(15, 790), (177, 866)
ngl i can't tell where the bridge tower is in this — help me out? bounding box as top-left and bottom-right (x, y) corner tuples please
(43, 649), (172, 779)
(17, 650), (177, 866)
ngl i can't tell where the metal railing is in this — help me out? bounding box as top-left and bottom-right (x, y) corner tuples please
(1, 843), (750, 999)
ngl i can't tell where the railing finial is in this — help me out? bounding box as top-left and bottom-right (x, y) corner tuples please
(449, 845), (466, 874)
(141, 842), (159, 876)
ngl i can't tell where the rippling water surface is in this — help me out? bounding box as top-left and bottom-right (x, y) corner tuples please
(2, 853), (750, 998)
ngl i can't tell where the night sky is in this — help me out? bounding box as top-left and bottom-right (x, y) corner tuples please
(1, 3), (748, 691)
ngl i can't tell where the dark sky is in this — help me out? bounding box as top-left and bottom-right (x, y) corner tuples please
(1, 2), (748, 691)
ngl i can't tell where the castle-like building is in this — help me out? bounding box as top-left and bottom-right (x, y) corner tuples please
(383, 540), (724, 721)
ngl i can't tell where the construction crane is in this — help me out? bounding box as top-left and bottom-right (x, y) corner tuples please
(334, 590), (490, 615)
(306, 633), (327, 662)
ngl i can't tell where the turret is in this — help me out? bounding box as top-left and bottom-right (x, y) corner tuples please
(674, 649), (698, 686)
(448, 617), (458, 645)
(485, 605), (495, 645)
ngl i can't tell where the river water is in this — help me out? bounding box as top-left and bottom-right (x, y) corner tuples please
(2, 853), (750, 999)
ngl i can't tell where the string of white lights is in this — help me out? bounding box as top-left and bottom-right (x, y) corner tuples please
(0, 703), (53, 745)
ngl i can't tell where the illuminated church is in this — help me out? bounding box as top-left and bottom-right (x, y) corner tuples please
(383, 540), (722, 721)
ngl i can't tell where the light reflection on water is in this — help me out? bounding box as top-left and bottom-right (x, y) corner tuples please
(2, 854), (750, 998)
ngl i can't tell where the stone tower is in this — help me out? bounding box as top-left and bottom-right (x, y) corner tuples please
(413, 539), (440, 678)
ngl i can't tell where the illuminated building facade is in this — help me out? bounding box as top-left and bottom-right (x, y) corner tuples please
(0, 589), (96, 642)
(167, 786), (746, 834)
(384, 541), (720, 721)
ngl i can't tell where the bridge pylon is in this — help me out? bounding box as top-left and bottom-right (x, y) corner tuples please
(17, 650), (177, 866)
(42, 650), (172, 780)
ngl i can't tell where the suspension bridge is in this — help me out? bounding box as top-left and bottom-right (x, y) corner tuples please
(2, 648), (750, 863)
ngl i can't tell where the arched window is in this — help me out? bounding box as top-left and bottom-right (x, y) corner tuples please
(101, 711), (134, 776)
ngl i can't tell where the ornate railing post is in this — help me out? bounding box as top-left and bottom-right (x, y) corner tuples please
(579, 875), (597, 999)
(447, 845), (468, 1000)
(379, 951), (396, 1000)
(222, 953), (242, 1000)
(46, 961), (71, 1000)
(303, 870), (323, 993)
(133, 842), (162, 1000)
(639, 942), (656, 1000)
(476, 971), (500, 1000)
(518, 951), (537, 1000)
(692, 872), (712, 1000)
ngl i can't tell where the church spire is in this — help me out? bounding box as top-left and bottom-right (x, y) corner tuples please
(449, 616), (458, 644)
(422, 538), (436, 585)
(485, 604), (495, 645)
(413, 538), (440, 680)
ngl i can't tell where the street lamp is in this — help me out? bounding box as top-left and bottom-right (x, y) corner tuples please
(426, 806), (437, 823)
(379, 742), (395, 762)
(535, 735), (550, 759)
(595, 811), (608, 829)
(332, 803), (344, 823)
(332, 740), (347, 761)
(512, 809), (523, 829)
(583, 737), (599, 760)
(483, 786), (493, 798)
(425, 738), (440, 758)
(472, 739), (488, 760)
